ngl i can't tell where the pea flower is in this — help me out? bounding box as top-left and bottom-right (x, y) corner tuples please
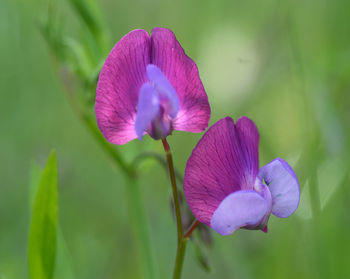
(184, 117), (300, 235)
(95, 28), (210, 144)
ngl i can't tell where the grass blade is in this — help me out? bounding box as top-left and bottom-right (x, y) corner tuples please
(28, 151), (58, 279)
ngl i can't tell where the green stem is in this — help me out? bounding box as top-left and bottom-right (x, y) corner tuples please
(173, 239), (188, 279)
(56, 67), (156, 279)
(132, 152), (183, 184)
(161, 139), (187, 279)
(43, 14), (156, 278)
(124, 174), (156, 279)
(78, 113), (156, 279)
(80, 112), (134, 176)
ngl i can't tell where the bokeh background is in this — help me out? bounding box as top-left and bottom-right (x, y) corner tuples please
(1, 0), (350, 278)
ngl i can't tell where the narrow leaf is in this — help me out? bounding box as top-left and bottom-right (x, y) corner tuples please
(318, 157), (345, 209)
(296, 180), (312, 220)
(28, 151), (58, 279)
(54, 228), (76, 279)
(193, 238), (211, 273)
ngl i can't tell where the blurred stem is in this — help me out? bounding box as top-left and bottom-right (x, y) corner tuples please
(124, 174), (156, 279)
(80, 111), (134, 176)
(161, 139), (187, 279)
(41, 3), (156, 277)
(68, 0), (107, 54)
(65, 93), (156, 279)
(309, 170), (321, 220)
(132, 152), (184, 184)
(52, 64), (156, 279)
(60, 77), (133, 176)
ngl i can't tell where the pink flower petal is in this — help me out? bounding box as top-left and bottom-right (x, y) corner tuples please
(236, 117), (260, 188)
(150, 27), (210, 133)
(183, 117), (260, 225)
(95, 29), (151, 145)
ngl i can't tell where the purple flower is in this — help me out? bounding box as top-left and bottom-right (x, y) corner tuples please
(95, 28), (211, 144)
(184, 117), (300, 235)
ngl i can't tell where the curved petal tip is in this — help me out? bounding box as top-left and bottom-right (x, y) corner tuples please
(258, 158), (300, 218)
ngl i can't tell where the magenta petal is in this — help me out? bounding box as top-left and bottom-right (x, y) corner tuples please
(210, 190), (268, 235)
(95, 30), (151, 145)
(258, 158), (300, 218)
(236, 117), (260, 186)
(134, 83), (160, 141)
(183, 117), (259, 225)
(261, 225), (268, 233)
(150, 27), (210, 133)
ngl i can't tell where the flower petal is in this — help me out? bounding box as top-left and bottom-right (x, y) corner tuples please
(236, 117), (260, 187)
(183, 117), (259, 225)
(95, 29), (151, 145)
(210, 190), (268, 235)
(146, 64), (179, 118)
(134, 83), (160, 141)
(150, 27), (210, 133)
(258, 158), (300, 218)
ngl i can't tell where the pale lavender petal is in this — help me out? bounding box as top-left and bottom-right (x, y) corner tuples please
(247, 178), (272, 229)
(134, 83), (160, 141)
(95, 30), (151, 145)
(146, 64), (179, 118)
(150, 27), (210, 133)
(210, 190), (268, 235)
(258, 158), (300, 218)
(184, 117), (258, 225)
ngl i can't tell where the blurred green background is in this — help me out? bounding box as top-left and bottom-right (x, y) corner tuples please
(1, 0), (350, 278)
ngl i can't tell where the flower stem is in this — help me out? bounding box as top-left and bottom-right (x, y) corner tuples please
(124, 173), (156, 279)
(162, 138), (187, 279)
(162, 139), (183, 242)
(173, 239), (187, 279)
(184, 220), (200, 239)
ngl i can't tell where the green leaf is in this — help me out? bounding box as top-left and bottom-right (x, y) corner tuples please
(69, 0), (102, 40)
(28, 151), (58, 279)
(317, 156), (345, 209)
(68, 0), (109, 56)
(54, 229), (76, 279)
(193, 238), (211, 273)
(296, 156), (345, 220)
(38, 2), (66, 62)
(296, 180), (312, 220)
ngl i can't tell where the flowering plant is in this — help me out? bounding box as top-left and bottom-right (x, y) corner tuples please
(94, 28), (300, 278)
